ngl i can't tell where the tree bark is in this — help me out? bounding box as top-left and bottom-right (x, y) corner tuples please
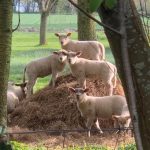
(98, 0), (150, 149)
(39, 12), (48, 45)
(78, 0), (96, 40)
(0, 0), (12, 146)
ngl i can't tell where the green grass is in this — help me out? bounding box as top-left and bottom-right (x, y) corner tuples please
(13, 13), (103, 31)
(10, 141), (136, 150)
(11, 31), (114, 91)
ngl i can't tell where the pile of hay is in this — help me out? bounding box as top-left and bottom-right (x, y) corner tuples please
(10, 74), (124, 130)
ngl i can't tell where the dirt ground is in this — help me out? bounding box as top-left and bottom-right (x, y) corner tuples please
(8, 74), (134, 149)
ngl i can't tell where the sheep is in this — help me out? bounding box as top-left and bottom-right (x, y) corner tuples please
(8, 81), (27, 101)
(55, 32), (105, 60)
(23, 49), (68, 98)
(67, 51), (117, 96)
(7, 81), (27, 115)
(7, 91), (19, 114)
(69, 87), (127, 137)
(112, 104), (131, 130)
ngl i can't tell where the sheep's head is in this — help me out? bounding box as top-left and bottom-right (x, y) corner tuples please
(69, 87), (89, 100)
(53, 50), (68, 63)
(55, 32), (71, 46)
(112, 115), (131, 128)
(67, 51), (81, 65)
(15, 82), (27, 99)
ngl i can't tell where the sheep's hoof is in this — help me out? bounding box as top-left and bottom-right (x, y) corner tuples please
(100, 130), (103, 134)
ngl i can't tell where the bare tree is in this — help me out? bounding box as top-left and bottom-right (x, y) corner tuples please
(0, 0), (13, 148)
(35, 0), (57, 45)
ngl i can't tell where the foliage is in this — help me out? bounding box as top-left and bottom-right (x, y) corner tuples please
(11, 141), (46, 150)
(89, 0), (117, 12)
(104, 0), (117, 9)
(118, 143), (136, 150)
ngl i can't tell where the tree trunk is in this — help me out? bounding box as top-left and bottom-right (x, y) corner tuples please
(0, 0), (12, 147)
(78, 0), (96, 40)
(98, 0), (150, 149)
(39, 12), (48, 45)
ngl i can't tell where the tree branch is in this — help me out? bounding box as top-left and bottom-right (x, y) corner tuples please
(68, 0), (121, 35)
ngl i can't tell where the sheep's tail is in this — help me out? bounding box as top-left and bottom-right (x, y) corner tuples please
(113, 67), (117, 88)
(98, 43), (105, 60)
(23, 67), (26, 83)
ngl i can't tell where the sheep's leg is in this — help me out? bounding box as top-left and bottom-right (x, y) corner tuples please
(26, 78), (36, 98)
(106, 81), (113, 96)
(86, 118), (94, 137)
(50, 71), (58, 87)
(113, 120), (119, 128)
(95, 119), (103, 134)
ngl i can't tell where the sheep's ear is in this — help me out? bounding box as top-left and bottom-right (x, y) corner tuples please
(69, 87), (75, 93)
(67, 32), (72, 36)
(55, 33), (60, 37)
(76, 52), (82, 57)
(112, 115), (120, 120)
(53, 51), (59, 55)
(84, 88), (89, 93)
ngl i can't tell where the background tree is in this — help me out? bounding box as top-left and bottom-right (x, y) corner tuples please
(35, 0), (58, 45)
(98, 0), (150, 149)
(0, 0), (13, 148)
(78, 0), (96, 40)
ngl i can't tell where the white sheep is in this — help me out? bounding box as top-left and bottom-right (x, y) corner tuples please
(7, 82), (27, 115)
(7, 91), (19, 114)
(23, 49), (68, 98)
(67, 51), (117, 96)
(8, 82), (27, 101)
(55, 32), (105, 60)
(112, 104), (131, 129)
(69, 87), (127, 137)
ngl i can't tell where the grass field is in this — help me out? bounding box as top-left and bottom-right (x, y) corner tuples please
(11, 13), (114, 91)
(13, 13), (103, 31)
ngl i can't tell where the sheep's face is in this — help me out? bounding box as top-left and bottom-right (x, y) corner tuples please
(55, 32), (71, 46)
(112, 115), (131, 128)
(69, 87), (89, 100)
(67, 52), (81, 65)
(53, 50), (68, 63)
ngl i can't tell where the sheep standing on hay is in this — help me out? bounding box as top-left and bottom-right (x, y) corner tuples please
(23, 49), (68, 98)
(67, 51), (117, 96)
(7, 82), (27, 114)
(112, 104), (131, 129)
(69, 87), (127, 137)
(55, 32), (105, 60)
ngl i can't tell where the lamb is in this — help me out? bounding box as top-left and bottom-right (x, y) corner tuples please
(8, 81), (27, 101)
(7, 82), (27, 114)
(112, 104), (131, 129)
(69, 87), (127, 137)
(55, 32), (105, 60)
(7, 91), (19, 114)
(67, 51), (117, 96)
(23, 49), (68, 98)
